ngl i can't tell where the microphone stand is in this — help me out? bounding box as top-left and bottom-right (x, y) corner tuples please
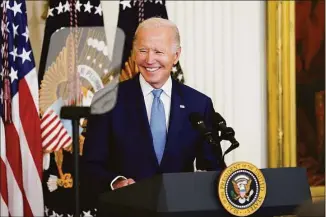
(217, 127), (240, 162)
(60, 106), (90, 217)
(203, 132), (227, 170)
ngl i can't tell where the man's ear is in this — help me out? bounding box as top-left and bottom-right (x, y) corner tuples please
(173, 47), (181, 65)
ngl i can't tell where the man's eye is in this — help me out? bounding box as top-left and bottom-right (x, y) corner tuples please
(156, 51), (163, 54)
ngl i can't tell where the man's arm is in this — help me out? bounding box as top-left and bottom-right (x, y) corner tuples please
(82, 112), (119, 193)
(195, 97), (225, 171)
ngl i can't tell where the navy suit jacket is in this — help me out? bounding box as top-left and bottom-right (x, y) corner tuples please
(82, 74), (224, 194)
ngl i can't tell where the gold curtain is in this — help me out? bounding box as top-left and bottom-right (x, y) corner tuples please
(267, 1), (325, 201)
(26, 1), (48, 72)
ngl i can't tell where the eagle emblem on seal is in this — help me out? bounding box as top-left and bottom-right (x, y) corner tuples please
(40, 27), (119, 192)
(231, 175), (254, 204)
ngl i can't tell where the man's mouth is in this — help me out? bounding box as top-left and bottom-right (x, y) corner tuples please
(145, 67), (160, 72)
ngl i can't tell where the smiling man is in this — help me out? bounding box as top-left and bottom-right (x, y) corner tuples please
(133, 18), (181, 89)
(82, 17), (225, 195)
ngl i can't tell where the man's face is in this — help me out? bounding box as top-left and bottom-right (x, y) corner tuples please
(133, 26), (181, 88)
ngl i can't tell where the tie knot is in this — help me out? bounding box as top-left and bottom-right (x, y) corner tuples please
(152, 89), (163, 98)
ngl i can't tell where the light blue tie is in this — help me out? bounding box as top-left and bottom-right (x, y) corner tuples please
(150, 89), (167, 164)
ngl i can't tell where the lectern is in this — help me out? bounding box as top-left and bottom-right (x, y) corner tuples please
(97, 167), (311, 217)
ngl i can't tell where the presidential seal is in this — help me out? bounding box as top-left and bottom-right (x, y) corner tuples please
(218, 162), (266, 217)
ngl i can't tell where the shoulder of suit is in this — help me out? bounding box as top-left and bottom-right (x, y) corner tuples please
(116, 77), (137, 92)
(175, 79), (211, 101)
(119, 77), (135, 87)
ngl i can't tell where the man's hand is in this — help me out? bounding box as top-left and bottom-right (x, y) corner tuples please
(120, 56), (139, 82)
(112, 178), (135, 190)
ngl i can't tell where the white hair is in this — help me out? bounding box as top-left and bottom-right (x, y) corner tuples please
(133, 17), (181, 52)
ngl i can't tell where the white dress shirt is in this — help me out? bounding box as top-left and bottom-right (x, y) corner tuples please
(110, 74), (172, 189)
(139, 73), (172, 130)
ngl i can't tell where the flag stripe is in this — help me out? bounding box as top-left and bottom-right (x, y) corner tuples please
(44, 125), (68, 150)
(5, 156), (24, 217)
(19, 78), (42, 177)
(42, 118), (61, 145)
(1, 1), (44, 215)
(61, 136), (72, 149)
(41, 109), (73, 152)
(0, 159), (8, 210)
(11, 93), (43, 216)
(24, 68), (39, 113)
(0, 161), (9, 217)
(53, 129), (72, 151)
(41, 114), (60, 138)
(0, 119), (8, 211)
(3, 122), (26, 216)
(0, 194), (10, 217)
(41, 113), (57, 132)
(6, 95), (33, 217)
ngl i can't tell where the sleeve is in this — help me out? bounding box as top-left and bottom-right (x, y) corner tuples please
(81, 112), (120, 194)
(195, 97), (226, 171)
(110, 176), (127, 190)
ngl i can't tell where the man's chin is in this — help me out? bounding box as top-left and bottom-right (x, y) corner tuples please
(144, 77), (161, 88)
(147, 79), (160, 86)
(141, 73), (158, 82)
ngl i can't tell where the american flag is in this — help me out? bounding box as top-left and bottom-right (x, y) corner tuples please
(41, 100), (73, 152)
(0, 0), (44, 216)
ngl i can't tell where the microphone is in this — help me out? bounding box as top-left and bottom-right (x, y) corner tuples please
(213, 112), (239, 156)
(189, 112), (215, 144)
(213, 112), (228, 131)
(189, 112), (226, 168)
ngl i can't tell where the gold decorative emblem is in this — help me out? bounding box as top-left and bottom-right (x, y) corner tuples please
(218, 162), (267, 217)
(40, 28), (116, 191)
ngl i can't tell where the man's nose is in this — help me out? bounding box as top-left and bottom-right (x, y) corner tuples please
(145, 51), (155, 64)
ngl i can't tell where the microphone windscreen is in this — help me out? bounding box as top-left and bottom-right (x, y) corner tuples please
(189, 112), (208, 134)
(214, 112), (226, 124)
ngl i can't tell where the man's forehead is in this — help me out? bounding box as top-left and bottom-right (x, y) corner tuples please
(137, 36), (169, 43)
(135, 36), (173, 48)
(137, 32), (172, 41)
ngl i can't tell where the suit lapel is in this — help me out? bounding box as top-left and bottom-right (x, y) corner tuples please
(161, 79), (187, 166)
(128, 74), (160, 168)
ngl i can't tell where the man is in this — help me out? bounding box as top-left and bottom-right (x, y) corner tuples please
(82, 17), (224, 194)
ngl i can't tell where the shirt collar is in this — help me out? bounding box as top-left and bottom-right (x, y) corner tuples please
(139, 73), (172, 98)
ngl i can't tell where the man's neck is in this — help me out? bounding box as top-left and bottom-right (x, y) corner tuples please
(139, 73), (172, 97)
